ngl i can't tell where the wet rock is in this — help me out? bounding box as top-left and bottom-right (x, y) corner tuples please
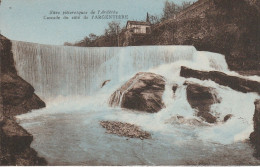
(165, 115), (206, 126)
(101, 80), (111, 88)
(172, 84), (178, 93)
(224, 114), (233, 122)
(100, 121), (151, 139)
(250, 99), (260, 158)
(180, 66), (260, 95)
(109, 72), (166, 113)
(185, 81), (220, 123)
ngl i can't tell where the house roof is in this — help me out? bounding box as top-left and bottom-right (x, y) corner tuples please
(126, 21), (151, 27)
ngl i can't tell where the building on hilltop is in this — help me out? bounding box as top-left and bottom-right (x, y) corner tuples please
(123, 13), (151, 46)
(126, 12), (151, 34)
(126, 21), (151, 34)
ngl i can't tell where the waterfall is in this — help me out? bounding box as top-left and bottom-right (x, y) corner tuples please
(11, 41), (209, 99)
(13, 40), (260, 165)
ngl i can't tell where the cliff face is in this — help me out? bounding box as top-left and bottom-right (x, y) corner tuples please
(0, 35), (47, 165)
(134, 0), (260, 71)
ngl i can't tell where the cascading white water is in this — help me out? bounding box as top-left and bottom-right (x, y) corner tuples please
(12, 41), (209, 99)
(12, 41), (119, 98)
(12, 41), (260, 165)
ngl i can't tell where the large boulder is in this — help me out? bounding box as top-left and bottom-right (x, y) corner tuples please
(109, 72), (166, 113)
(250, 99), (260, 158)
(185, 81), (220, 123)
(180, 66), (260, 95)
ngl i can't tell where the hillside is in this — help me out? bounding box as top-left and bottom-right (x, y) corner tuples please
(133, 0), (260, 71)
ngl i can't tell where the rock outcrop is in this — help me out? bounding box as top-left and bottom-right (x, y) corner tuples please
(185, 81), (220, 123)
(109, 72), (166, 113)
(0, 35), (17, 74)
(0, 35), (47, 165)
(250, 99), (260, 158)
(1, 73), (45, 117)
(180, 66), (260, 95)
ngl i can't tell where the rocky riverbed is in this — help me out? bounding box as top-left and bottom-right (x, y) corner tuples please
(100, 121), (151, 140)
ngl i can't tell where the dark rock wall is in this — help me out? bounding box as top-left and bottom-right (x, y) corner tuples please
(180, 66), (260, 95)
(250, 100), (260, 158)
(0, 35), (17, 74)
(0, 35), (47, 165)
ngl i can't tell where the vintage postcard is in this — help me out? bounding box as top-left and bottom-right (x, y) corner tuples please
(0, 0), (260, 166)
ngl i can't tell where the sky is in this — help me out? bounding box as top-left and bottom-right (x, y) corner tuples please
(0, 0), (196, 45)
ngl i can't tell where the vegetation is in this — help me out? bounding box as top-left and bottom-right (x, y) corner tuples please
(64, 21), (123, 47)
(161, 0), (192, 20)
(63, 0), (260, 71)
(64, 0), (193, 47)
(133, 0), (260, 70)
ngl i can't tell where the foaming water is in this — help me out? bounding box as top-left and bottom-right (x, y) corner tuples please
(16, 89), (260, 165)
(12, 41), (197, 99)
(13, 41), (260, 165)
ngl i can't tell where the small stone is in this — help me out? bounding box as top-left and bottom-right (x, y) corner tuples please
(224, 114), (233, 122)
(172, 84), (178, 93)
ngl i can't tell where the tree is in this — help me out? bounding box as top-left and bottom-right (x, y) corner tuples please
(104, 21), (121, 36)
(89, 33), (98, 42)
(149, 14), (161, 24)
(64, 42), (73, 46)
(83, 36), (91, 45)
(161, 0), (193, 21)
(181, 1), (192, 10)
(162, 0), (179, 20)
